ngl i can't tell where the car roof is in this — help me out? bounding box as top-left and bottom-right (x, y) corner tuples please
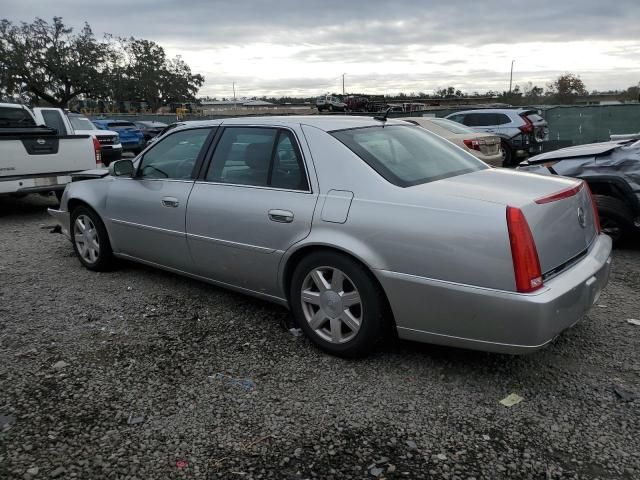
(172, 116), (407, 133)
(0, 102), (27, 109)
(447, 108), (535, 115)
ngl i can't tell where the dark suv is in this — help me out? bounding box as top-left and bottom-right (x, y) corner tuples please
(446, 109), (548, 167)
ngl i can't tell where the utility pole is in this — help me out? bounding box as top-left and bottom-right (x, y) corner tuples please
(233, 82), (236, 109)
(342, 73), (345, 96)
(509, 60), (515, 94)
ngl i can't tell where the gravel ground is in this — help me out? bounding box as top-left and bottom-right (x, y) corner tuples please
(1, 194), (639, 480)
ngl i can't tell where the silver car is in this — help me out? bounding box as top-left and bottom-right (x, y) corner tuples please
(48, 116), (612, 357)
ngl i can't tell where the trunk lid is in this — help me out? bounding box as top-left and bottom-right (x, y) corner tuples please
(422, 169), (597, 275)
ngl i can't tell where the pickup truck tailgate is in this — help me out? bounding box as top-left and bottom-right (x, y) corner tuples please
(0, 135), (95, 178)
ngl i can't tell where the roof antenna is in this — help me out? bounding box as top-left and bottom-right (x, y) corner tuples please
(373, 107), (391, 124)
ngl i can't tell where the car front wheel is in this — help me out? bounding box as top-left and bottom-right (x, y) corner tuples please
(290, 251), (387, 357)
(71, 206), (115, 271)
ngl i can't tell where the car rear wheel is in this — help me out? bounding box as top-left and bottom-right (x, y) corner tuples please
(70, 206), (115, 271)
(290, 251), (387, 357)
(500, 140), (513, 167)
(594, 195), (633, 243)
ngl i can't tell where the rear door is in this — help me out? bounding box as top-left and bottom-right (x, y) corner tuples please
(106, 127), (215, 271)
(186, 125), (318, 297)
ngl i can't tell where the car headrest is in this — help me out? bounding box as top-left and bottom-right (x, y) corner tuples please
(244, 143), (271, 170)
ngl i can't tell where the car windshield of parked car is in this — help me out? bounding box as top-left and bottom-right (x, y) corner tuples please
(331, 125), (487, 187)
(429, 118), (476, 134)
(69, 116), (97, 131)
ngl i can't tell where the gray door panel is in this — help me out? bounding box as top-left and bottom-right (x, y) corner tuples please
(186, 183), (316, 296)
(107, 178), (194, 271)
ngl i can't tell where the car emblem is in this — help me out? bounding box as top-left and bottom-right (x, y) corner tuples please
(577, 207), (586, 228)
(36, 138), (46, 145)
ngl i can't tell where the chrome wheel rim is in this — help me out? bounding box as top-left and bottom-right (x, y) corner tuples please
(300, 266), (362, 344)
(73, 215), (100, 264)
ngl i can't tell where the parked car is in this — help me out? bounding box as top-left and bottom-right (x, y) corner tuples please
(133, 120), (169, 143)
(0, 103), (102, 200)
(48, 116), (611, 358)
(63, 113), (122, 165)
(316, 95), (346, 112)
(404, 117), (503, 166)
(518, 139), (640, 243)
(446, 109), (548, 167)
(92, 119), (145, 155)
(145, 121), (187, 147)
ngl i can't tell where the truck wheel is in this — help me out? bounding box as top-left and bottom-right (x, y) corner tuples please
(593, 194), (633, 243)
(500, 141), (513, 167)
(70, 206), (115, 271)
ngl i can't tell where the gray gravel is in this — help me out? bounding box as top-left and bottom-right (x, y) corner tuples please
(1, 194), (639, 479)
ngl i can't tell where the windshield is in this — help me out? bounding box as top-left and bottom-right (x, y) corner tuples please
(69, 116), (97, 131)
(0, 106), (36, 128)
(331, 125), (487, 187)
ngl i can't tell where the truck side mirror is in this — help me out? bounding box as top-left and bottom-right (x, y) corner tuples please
(109, 159), (134, 177)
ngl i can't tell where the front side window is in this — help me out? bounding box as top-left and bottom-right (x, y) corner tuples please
(138, 128), (212, 180)
(331, 125), (487, 187)
(206, 127), (309, 191)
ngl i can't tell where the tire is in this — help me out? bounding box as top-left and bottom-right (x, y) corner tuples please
(290, 251), (387, 357)
(54, 190), (63, 203)
(593, 194), (633, 244)
(328, 104), (334, 112)
(70, 205), (115, 271)
(500, 140), (514, 167)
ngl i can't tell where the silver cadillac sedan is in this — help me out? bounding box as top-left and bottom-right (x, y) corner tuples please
(48, 116), (612, 357)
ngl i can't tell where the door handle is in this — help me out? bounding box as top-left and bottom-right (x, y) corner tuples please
(161, 196), (179, 208)
(268, 209), (294, 223)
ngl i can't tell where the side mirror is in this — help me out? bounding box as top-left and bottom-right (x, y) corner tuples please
(109, 159), (134, 177)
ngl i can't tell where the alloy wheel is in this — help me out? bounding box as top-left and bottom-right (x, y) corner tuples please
(300, 266), (363, 344)
(73, 214), (100, 264)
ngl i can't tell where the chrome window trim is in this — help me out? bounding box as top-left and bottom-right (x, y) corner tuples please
(204, 125), (313, 193)
(194, 179), (314, 195)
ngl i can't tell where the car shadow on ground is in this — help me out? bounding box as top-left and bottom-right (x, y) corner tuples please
(0, 194), (58, 218)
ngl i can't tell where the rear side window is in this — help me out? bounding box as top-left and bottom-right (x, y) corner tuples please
(41, 110), (67, 134)
(331, 125), (487, 187)
(495, 114), (512, 125)
(463, 113), (494, 126)
(206, 127), (309, 191)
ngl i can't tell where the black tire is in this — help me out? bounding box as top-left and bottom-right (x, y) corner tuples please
(593, 194), (633, 244)
(70, 205), (115, 271)
(54, 190), (63, 203)
(500, 140), (514, 167)
(290, 251), (388, 358)
(328, 104), (334, 112)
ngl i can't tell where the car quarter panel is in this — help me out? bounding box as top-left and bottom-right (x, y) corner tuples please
(292, 124), (516, 291)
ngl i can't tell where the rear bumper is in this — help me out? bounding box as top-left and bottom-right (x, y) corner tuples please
(0, 175), (72, 195)
(376, 234), (612, 354)
(48, 207), (71, 239)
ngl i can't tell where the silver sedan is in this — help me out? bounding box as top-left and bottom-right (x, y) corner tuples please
(49, 116), (612, 357)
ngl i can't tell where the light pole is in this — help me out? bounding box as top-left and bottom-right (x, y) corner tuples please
(342, 73), (345, 96)
(509, 60), (515, 94)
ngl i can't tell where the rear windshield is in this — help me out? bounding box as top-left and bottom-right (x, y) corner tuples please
(69, 116), (96, 131)
(0, 106), (36, 127)
(428, 118), (475, 134)
(525, 113), (544, 123)
(108, 121), (136, 128)
(331, 125), (487, 187)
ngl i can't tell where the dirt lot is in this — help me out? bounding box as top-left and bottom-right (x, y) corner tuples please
(1, 195), (639, 480)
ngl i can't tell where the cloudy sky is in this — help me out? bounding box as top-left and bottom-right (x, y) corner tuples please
(2, 0), (639, 98)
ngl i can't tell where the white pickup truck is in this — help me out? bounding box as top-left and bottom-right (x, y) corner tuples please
(0, 103), (102, 199)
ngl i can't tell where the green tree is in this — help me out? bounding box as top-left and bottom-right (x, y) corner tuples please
(547, 73), (587, 104)
(0, 17), (109, 107)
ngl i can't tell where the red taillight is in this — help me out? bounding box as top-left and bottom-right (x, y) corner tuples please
(534, 182), (584, 204)
(586, 184), (601, 234)
(506, 206), (543, 293)
(463, 139), (481, 151)
(92, 137), (103, 168)
(518, 115), (534, 134)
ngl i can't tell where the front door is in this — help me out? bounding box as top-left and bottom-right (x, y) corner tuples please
(186, 126), (318, 297)
(106, 127), (215, 271)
